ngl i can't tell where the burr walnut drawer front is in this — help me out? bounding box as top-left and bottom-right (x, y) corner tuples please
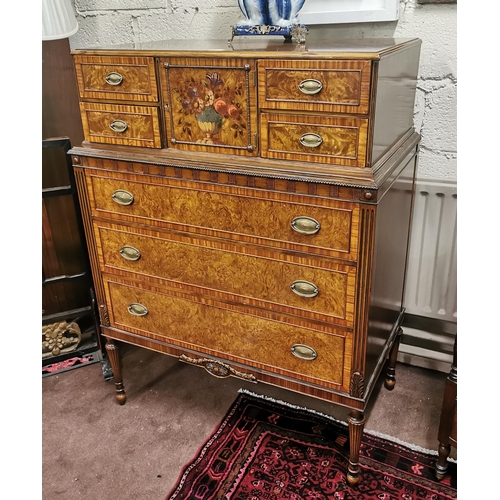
(105, 278), (350, 390)
(96, 223), (356, 326)
(88, 174), (359, 260)
(258, 59), (372, 115)
(79, 102), (162, 148)
(74, 55), (158, 102)
(261, 113), (369, 167)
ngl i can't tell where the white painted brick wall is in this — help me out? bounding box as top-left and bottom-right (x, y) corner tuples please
(69, 0), (457, 181)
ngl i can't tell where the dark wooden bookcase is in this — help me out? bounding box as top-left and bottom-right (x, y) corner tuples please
(42, 38), (110, 378)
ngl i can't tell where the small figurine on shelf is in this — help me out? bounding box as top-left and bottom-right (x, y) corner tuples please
(230, 0), (309, 44)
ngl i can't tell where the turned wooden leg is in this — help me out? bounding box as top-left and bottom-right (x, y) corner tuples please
(435, 338), (457, 480)
(105, 340), (127, 405)
(385, 327), (403, 390)
(435, 442), (451, 480)
(347, 409), (365, 486)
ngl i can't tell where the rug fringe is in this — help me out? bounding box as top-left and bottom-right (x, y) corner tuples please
(238, 388), (349, 425)
(237, 388), (456, 462)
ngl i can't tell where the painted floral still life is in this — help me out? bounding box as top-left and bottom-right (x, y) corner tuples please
(170, 69), (249, 147)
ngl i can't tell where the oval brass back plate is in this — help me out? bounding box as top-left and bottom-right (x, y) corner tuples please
(298, 79), (323, 95)
(291, 216), (321, 235)
(105, 72), (124, 86)
(290, 280), (319, 298)
(291, 344), (317, 361)
(299, 133), (323, 148)
(111, 189), (134, 206)
(110, 119), (128, 133)
(119, 246), (141, 261)
(127, 302), (148, 317)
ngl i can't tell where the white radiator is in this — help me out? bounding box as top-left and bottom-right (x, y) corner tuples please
(404, 179), (457, 321)
(399, 179), (457, 372)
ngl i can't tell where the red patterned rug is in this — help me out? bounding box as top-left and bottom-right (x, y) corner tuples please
(166, 391), (457, 500)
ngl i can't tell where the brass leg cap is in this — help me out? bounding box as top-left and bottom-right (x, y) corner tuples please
(384, 378), (396, 390)
(347, 472), (360, 486)
(116, 393), (127, 405)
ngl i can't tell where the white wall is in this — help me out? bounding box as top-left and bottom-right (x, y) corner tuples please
(70, 0), (457, 181)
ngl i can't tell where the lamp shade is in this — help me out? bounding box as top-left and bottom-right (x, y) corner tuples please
(42, 0), (79, 40)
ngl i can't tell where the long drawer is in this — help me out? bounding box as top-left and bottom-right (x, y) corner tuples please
(104, 277), (351, 390)
(95, 222), (356, 326)
(87, 173), (359, 260)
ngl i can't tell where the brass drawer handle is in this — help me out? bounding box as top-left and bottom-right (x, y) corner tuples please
(111, 189), (134, 206)
(290, 280), (319, 298)
(119, 246), (141, 261)
(291, 344), (317, 361)
(291, 216), (320, 235)
(299, 133), (323, 148)
(127, 302), (148, 317)
(110, 120), (128, 133)
(105, 72), (123, 86)
(298, 79), (323, 95)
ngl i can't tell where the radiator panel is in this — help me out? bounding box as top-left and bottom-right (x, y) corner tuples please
(404, 179), (457, 322)
(400, 179), (457, 373)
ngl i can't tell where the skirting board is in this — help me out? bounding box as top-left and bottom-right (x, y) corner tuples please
(398, 324), (455, 373)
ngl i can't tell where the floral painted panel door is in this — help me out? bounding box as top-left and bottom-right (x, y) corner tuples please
(160, 58), (258, 156)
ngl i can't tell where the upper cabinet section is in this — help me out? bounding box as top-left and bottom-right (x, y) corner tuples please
(159, 57), (258, 156)
(74, 56), (158, 102)
(257, 59), (372, 115)
(71, 39), (421, 168)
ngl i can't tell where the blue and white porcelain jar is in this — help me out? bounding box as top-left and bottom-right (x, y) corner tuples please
(237, 0), (307, 27)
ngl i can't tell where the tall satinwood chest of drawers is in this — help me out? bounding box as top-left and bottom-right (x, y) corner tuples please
(69, 38), (422, 485)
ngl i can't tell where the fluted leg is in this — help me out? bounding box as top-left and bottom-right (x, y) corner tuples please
(347, 409), (365, 486)
(105, 340), (127, 405)
(385, 327), (403, 390)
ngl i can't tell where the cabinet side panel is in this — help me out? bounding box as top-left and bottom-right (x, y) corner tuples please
(371, 45), (421, 165)
(364, 155), (417, 383)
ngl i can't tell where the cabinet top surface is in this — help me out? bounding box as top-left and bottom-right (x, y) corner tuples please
(71, 37), (421, 59)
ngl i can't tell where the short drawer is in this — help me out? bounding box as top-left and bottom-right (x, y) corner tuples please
(261, 113), (368, 167)
(96, 223), (356, 325)
(88, 174), (359, 260)
(105, 279), (350, 389)
(258, 59), (371, 114)
(74, 55), (158, 102)
(80, 102), (162, 148)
